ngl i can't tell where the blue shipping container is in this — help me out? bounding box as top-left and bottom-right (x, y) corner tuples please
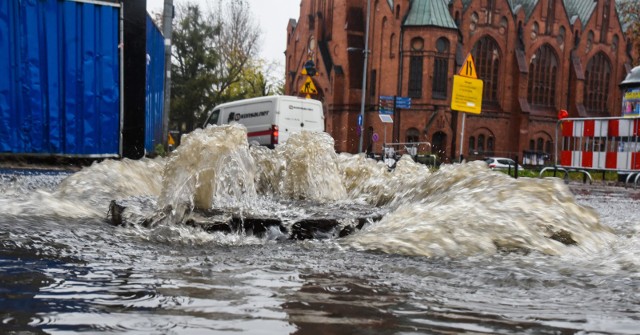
(0, 0), (120, 157)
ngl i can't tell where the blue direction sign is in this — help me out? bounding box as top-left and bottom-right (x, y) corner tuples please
(379, 95), (411, 109)
(379, 107), (394, 115)
(395, 97), (411, 109)
(357, 114), (363, 126)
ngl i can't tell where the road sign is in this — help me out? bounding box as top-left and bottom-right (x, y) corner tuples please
(379, 107), (393, 115)
(379, 100), (394, 108)
(300, 77), (318, 94)
(395, 97), (411, 108)
(379, 95), (411, 109)
(379, 114), (393, 123)
(357, 114), (363, 126)
(451, 75), (483, 114)
(458, 54), (478, 79)
(372, 133), (379, 142)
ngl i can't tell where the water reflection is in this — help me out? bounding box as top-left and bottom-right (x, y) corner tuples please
(283, 273), (408, 334)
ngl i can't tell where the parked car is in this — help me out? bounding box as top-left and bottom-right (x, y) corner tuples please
(484, 157), (523, 170)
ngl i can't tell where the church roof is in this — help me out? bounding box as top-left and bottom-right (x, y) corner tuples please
(563, 0), (597, 25)
(458, 0), (604, 25)
(507, 0), (539, 21)
(403, 1), (613, 29)
(404, 0), (458, 29)
(404, 0), (457, 29)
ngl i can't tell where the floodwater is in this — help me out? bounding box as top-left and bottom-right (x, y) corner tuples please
(1, 124), (638, 334)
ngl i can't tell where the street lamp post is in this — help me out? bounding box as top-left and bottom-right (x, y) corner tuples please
(162, 0), (174, 148)
(358, 0), (371, 153)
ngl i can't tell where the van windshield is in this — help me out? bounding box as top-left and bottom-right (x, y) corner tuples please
(205, 110), (220, 126)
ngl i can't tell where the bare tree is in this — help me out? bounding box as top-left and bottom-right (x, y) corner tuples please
(169, 0), (264, 132)
(210, 0), (261, 103)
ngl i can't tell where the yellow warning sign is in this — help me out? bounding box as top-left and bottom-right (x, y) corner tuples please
(300, 77), (318, 94)
(458, 54), (478, 79)
(451, 75), (483, 114)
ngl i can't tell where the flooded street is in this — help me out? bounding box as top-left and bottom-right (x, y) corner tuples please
(1, 125), (639, 334)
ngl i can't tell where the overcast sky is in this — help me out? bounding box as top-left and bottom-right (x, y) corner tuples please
(147, 0), (301, 67)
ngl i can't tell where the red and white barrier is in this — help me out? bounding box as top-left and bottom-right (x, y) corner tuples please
(557, 117), (640, 171)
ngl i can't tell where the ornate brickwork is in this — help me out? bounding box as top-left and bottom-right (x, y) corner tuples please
(285, 0), (631, 162)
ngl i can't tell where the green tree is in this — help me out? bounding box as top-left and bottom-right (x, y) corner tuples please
(170, 3), (220, 131)
(225, 59), (284, 99)
(618, 0), (640, 65)
(210, 0), (261, 103)
(170, 0), (267, 132)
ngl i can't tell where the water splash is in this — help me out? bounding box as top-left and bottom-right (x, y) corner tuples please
(276, 131), (347, 202)
(342, 161), (616, 258)
(159, 124), (258, 221)
(0, 158), (164, 218)
(338, 154), (433, 206)
(0, 130), (620, 258)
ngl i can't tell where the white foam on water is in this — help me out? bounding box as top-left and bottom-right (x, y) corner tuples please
(0, 129), (623, 258)
(342, 161), (616, 258)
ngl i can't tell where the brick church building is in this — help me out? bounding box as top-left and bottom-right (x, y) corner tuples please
(284, 0), (633, 163)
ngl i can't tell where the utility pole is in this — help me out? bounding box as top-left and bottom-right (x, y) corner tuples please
(162, 0), (174, 147)
(358, 0), (371, 153)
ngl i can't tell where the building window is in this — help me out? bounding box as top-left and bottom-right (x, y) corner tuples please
(390, 33), (396, 58)
(478, 134), (485, 152)
(408, 56), (423, 98)
(348, 33), (365, 89)
(601, 0), (611, 43)
(531, 21), (539, 40)
(487, 137), (494, 153)
(557, 26), (566, 45)
(470, 12), (478, 31)
(472, 36), (500, 103)
(527, 44), (558, 108)
(406, 128), (419, 143)
(411, 37), (424, 51)
(537, 138), (544, 151)
(346, 7), (364, 32)
(584, 52), (611, 114)
(369, 69), (377, 97)
(545, 140), (552, 154)
(469, 136), (476, 154)
(499, 16), (508, 35)
(529, 139), (535, 150)
(545, 0), (555, 34)
(432, 37), (449, 100)
(586, 30), (594, 53)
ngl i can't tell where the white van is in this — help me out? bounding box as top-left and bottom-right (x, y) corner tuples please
(203, 96), (325, 147)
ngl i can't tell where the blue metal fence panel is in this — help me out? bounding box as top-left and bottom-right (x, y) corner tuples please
(0, 0), (120, 156)
(145, 15), (165, 153)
